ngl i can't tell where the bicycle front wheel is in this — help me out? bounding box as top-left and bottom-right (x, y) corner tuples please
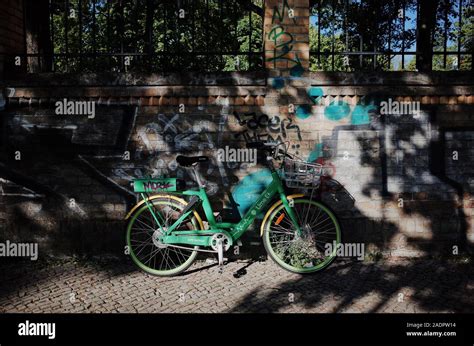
(262, 198), (341, 274)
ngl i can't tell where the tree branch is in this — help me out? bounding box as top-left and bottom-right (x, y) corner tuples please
(235, 0), (263, 17)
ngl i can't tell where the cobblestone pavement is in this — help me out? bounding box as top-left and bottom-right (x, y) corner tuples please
(0, 257), (473, 313)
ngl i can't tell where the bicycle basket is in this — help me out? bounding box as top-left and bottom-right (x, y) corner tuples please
(283, 157), (324, 188)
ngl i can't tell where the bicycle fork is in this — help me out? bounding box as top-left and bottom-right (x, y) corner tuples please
(280, 193), (303, 236)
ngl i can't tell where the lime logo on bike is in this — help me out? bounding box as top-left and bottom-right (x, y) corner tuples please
(133, 178), (182, 193)
(236, 191), (273, 231)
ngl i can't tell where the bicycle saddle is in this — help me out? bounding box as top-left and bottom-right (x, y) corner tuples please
(176, 155), (209, 167)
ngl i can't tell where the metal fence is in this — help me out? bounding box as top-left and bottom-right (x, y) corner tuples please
(309, 0), (473, 71)
(16, 0), (264, 73)
(4, 0), (472, 73)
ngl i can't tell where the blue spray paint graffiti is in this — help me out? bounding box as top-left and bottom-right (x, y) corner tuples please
(295, 104), (312, 119)
(351, 103), (377, 125)
(290, 63), (304, 77)
(272, 77), (285, 89)
(306, 87), (378, 163)
(232, 169), (273, 216)
(324, 101), (351, 121)
(308, 87), (324, 104)
(308, 143), (323, 162)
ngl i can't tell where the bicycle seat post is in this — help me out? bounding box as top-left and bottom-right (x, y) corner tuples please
(191, 163), (205, 188)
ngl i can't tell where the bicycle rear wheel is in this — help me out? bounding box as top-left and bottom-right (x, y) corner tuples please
(262, 198), (341, 274)
(126, 196), (203, 276)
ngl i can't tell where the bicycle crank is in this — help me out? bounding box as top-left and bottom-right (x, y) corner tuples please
(209, 233), (232, 269)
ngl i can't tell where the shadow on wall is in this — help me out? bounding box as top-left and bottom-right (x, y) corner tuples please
(289, 85), (473, 258)
(0, 73), (472, 263)
(0, 105), (139, 255)
(0, 82), (265, 257)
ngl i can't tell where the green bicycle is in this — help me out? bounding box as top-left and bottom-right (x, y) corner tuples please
(125, 142), (341, 276)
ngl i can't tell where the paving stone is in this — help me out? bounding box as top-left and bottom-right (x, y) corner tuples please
(0, 258), (473, 313)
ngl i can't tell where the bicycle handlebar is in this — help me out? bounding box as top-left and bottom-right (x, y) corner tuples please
(246, 141), (294, 162)
(246, 141), (272, 150)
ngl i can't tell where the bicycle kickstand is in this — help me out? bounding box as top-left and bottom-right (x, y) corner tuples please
(217, 239), (224, 274)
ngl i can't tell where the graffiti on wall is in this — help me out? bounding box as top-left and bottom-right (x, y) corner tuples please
(306, 87), (379, 165)
(268, 0), (304, 88)
(233, 111), (302, 142)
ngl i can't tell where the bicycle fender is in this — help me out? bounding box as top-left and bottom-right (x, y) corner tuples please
(125, 194), (204, 230)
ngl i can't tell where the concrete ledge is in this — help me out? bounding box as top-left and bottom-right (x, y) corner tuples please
(3, 71), (268, 87)
(310, 71), (474, 86)
(3, 86), (268, 99)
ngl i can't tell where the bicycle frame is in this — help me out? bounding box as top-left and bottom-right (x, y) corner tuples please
(139, 169), (302, 249)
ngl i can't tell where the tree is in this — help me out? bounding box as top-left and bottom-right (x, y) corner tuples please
(309, 0), (472, 72)
(309, 25), (346, 71)
(49, 0), (263, 72)
(310, 0), (417, 71)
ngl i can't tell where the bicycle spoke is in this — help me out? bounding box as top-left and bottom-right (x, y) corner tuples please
(269, 229), (295, 235)
(266, 199), (340, 272)
(127, 198), (200, 275)
(133, 217), (155, 230)
(145, 246), (162, 266)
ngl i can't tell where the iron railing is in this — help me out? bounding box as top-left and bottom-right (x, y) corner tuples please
(309, 0), (473, 71)
(9, 0), (264, 73)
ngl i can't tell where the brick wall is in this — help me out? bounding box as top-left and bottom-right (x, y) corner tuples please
(0, 0), (473, 259)
(0, 0), (25, 76)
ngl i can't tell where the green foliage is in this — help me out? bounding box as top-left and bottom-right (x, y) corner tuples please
(432, 2), (473, 70)
(310, 0), (416, 71)
(404, 3), (473, 71)
(309, 25), (346, 71)
(309, 0), (472, 71)
(275, 237), (324, 269)
(50, 0), (263, 72)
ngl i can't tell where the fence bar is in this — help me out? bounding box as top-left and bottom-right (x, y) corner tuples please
(92, 0), (96, 68)
(401, 0), (405, 70)
(65, 0), (69, 72)
(78, 0), (82, 67)
(443, 0), (448, 69)
(457, 0), (462, 69)
(249, 0), (252, 69)
(49, 0), (55, 71)
(331, 0), (335, 71)
(318, 0), (321, 67)
(372, 2), (376, 70)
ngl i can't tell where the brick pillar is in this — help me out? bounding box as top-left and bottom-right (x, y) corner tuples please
(263, 0), (311, 119)
(0, 0), (26, 77)
(24, 0), (53, 72)
(264, 0), (309, 74)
